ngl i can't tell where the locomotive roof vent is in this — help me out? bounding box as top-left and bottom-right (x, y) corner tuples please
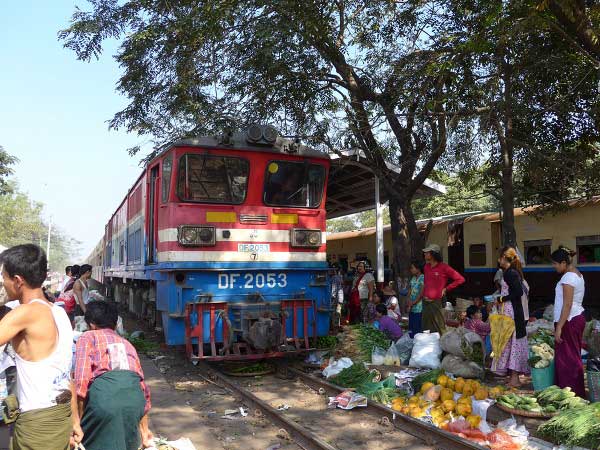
(246, 124), (279, 146)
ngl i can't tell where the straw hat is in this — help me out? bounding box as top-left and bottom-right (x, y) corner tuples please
(383, 286), (396, 296)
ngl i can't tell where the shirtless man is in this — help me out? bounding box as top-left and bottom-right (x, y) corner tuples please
(0, 244), (75, 450)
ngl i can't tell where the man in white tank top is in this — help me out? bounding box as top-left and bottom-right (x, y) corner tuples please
(0, 244), (75, 450)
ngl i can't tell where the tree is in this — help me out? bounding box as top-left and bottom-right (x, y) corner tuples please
(0, 182), (81, 272)
(411, 170), (497, 219)
(60, 0), (483, 280)
(326, 215), (359, 233)
(0, 146), (18, 196)
(534, 0), (600, 67)
(447, 0), (600, 245)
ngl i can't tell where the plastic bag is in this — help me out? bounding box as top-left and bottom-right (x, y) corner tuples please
(588, 357), (600, 372)
(74, 316), (88, 332)
(116, 316), (125, 336)
(384, 342), (401, 366)
(327, 390), (368, 410)
(441, 354), (484, 379)
(395, 334), (414, 365)
(145, 437), (198, 450)
(371, 347), (386, 365)
(322, 357), (354, 378)
(409, 331), (441, 369)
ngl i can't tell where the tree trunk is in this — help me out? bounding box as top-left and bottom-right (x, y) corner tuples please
(388, 194), (424, 296)
(498, 54), (517, 247)
(500, 142), (516, 247)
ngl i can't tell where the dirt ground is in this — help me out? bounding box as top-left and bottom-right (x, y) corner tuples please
(123, 312), (435, 450)
(123, 311), (551, 449)
(122, 314), (306, 450)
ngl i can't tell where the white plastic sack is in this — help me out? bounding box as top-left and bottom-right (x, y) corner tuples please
(322, 357), (354, 378)
(409, 331), (441, 369)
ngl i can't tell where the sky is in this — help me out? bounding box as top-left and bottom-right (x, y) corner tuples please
(0, 1), (151, 260)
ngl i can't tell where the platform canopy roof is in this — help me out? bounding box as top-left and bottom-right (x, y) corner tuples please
(326, 149), (446, 219)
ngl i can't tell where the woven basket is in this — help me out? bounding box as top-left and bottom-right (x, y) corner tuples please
(455, 298), (474, 313)
(494, 401), (557, 419)
(588, 370), (600, 403)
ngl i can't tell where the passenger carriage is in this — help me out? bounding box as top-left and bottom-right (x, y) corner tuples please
(327, 198), (600, 309)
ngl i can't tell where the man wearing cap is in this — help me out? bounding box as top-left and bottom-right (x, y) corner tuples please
(422, 244), (465, 334)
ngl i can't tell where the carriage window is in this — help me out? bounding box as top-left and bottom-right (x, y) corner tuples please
(264, 161), (325, 208)
(576, 235), (600, 263)
(524, 239), (552, 265)
(469, 244), (487, 266)
(162, 154), (172, 203)
(177, 154), (249, 204)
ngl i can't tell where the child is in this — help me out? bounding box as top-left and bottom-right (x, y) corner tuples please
(364, 291), (383, 324)
(374, 304), (403, 341)
(473, 296), (488, 322)
(383, 285), (401, 321)
(464, 305), (491, 344)
(408, 261), (424, 337)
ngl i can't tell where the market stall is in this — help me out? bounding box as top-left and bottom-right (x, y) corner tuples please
(313, 322), (598, 449)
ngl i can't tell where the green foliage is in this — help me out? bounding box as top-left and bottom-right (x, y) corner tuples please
(412, 170), (497, 220)
(59, 0), (600, 272)
(0, 182), (80, 272)
(0, 146), (18, 196)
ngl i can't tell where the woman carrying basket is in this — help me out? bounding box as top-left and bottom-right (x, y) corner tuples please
(551, 246), (586, 398)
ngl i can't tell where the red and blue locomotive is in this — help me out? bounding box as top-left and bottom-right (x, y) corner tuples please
(92, 126), (331, 360)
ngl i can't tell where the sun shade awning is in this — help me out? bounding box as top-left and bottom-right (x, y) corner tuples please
(326, 149), (445, 219)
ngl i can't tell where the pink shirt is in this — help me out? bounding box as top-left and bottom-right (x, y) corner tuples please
(423, 262), (465, 300)
(464, 317), (491, 341)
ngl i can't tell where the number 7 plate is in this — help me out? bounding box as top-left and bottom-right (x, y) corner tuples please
(238, 243), (270, 253)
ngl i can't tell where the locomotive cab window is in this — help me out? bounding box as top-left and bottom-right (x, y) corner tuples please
(264, 161), (325, 208)
(162, 154), (173, 203)
(469, 243), (487, 266)
(524, 239), (552, 265)
(177, 154), (249, 204)
(577, 235), (600, 263)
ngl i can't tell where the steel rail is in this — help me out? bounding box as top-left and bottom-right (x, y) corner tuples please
(198, 361), (338, 450)
(287, 367), (487, 450)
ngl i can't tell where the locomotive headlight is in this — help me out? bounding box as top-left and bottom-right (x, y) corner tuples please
(178, 225), (215, 246)
(291, 228), (321, 248)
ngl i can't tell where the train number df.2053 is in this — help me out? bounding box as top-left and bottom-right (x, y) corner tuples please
(217, 273), (287, 289)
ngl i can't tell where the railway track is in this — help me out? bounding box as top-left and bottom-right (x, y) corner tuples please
(198, 360), (486, 450)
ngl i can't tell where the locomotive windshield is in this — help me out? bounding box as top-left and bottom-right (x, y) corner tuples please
(177, 154), (249, 204)
(264, 161), (326, 208)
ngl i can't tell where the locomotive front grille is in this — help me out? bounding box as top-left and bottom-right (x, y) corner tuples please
(239, 214), (268, 224)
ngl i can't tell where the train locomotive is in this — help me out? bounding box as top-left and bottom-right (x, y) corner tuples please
(90, 125), (331, 360)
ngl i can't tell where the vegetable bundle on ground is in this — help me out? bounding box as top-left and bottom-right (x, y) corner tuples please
(335, 325), (390, 362)
(497, 385), (588, 414)
(538, 402), (600, 448)
(329, 363), (404, 405)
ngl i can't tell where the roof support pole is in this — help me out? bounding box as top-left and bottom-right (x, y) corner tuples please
(375, 177), (384, 284)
